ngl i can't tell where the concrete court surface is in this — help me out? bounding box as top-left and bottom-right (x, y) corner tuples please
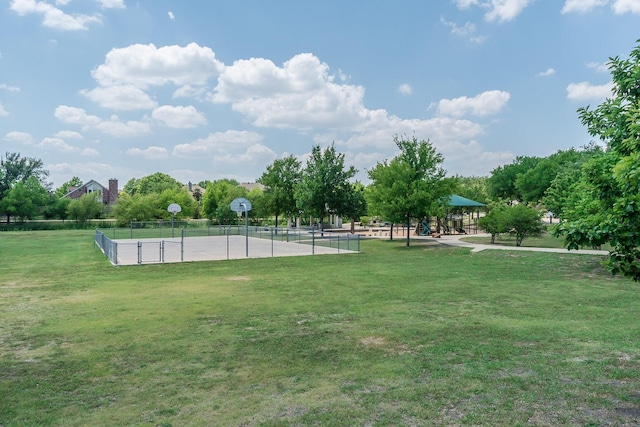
(110, 234), (358, 265)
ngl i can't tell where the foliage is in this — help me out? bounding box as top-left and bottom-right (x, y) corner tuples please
(295, 144), (357, 226)
(454, 175), (489, 204)
(507, 203), (545, 246)
(122, 172), (183, 196)
(477, 203), (510, 243)
(54, 176), (82, 197)
(111, 193), (159, 226)
(367, 135), (449, 246)
(258, 155), (302, 227)
(246, 186), (266, 222)
(67, 193), (105, 224)
(554, 40), (640, 280)
(487, 156), (539, 202)
(156, 188), (198, 220)
(202, 179), (248, 222)
(0, 176), (49, 222)
(42, 194), (71, 220)
(479, 203), (544, 246)
(342, 181), (368, 232)
(0, 152), (49, 223)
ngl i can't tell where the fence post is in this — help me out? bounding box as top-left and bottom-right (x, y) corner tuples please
(312, 228), (315, 255)
(226, 226), (230, 260)
(181, 229), (185, 262)
(130, 221), (133, 239)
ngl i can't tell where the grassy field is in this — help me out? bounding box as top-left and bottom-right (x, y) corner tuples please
(1, 230), (639, 426)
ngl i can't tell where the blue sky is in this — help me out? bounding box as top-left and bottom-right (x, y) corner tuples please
(1, 0), (639, 190)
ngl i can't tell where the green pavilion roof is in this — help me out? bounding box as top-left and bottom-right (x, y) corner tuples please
(446, 194), (486, 207)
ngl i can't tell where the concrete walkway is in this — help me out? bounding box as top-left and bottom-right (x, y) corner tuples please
(426, 233), (609, 256)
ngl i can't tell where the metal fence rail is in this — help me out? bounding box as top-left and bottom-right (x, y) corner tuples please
(94, 226), (359, 266)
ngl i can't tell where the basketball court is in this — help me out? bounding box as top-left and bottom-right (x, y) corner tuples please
(109, 234), (358, 266)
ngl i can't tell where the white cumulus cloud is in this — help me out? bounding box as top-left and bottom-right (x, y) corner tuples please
(453, 0), (532, 22)
(437, 90), (511, 117)
(127, 146), (168, 159)
(10, 0), (102, 31)
(37, 137), (77, 153)
(173, 130), (264, 158)
(398, 84), (412, 95)
(562, 0), (608, 13)
(81, 85), (157, 110)
(566, 81), (614, 100)
(537, 68), (556, 77)
(151, 105), (207, 128)
(4, 131), (35, 145)
(613, 0), (640, 14)
(92, 43), (223, 88)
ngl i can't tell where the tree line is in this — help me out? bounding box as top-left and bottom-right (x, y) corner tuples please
(3, 40), (640, 280)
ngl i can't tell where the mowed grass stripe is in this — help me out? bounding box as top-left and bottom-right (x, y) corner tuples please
(1, 230), (639, 426)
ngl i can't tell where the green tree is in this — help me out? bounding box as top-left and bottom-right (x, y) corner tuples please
(55, 176), (82, 197)
(258, 155), (302, 228)
(479, 203), (544, 246)
(454, 175), (489, 204)
(0, 152), (49, 223)
(554, 41), (640, 280)
(477, 203), (510, 243)
(123, 172), (182, 196)
(202, 179), (248, 222)
(507, 204), (544, 246)
(367, 135), (449, 246)
(42, 194), (71, 220)
(342, 181), (368, 233)
(156, 188), (198, 220)
(111, 193), (158, 226)
(247, 186), (266, 224)
(295, 144), (357, 228)
(67, 193), (105, 224)
(0, 176), (48, 222)
(487, 156), (539, 202)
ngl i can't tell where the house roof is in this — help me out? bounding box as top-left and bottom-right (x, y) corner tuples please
(62, 179), (106, 198)
(446, 194), (486, 207)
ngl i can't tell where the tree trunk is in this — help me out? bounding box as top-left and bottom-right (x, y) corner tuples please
(350, 218), (355, 234)
(406, 214), (411, 247)
(390, 223), (394, 241)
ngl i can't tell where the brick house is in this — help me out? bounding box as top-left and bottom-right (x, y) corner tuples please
(64, 179), (119, 205)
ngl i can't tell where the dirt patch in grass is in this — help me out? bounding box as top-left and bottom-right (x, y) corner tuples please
(226, 276), (251, 281)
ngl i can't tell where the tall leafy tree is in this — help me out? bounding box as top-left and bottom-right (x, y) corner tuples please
(554, 40), (640, 280)
(342, 181), (368, 233)
(202, 179), (248, 222)
(67, 193), (105, 224)
(123, 172), (182, 196)
(487, 156), (539, 202)
(367, 135), (449, 246)
(0, 176), (48, 222)
(0, 152), (49, 223)
(258, 155), (301, 228)
(295, 144), (357, 228)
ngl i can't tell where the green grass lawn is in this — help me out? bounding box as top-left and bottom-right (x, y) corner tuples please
(460, 230), (611, 250)
(1, 231), (639, 426)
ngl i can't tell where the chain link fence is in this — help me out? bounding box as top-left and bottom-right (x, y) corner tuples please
(95, 224), (360, 266)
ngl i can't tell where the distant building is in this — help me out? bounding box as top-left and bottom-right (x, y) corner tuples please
(239, 182), (264, 192)
(64, 179), (119, 205)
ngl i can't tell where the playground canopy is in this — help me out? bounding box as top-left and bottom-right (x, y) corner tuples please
(446, 194), (486, 207)
(442, 194), (486, 234)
